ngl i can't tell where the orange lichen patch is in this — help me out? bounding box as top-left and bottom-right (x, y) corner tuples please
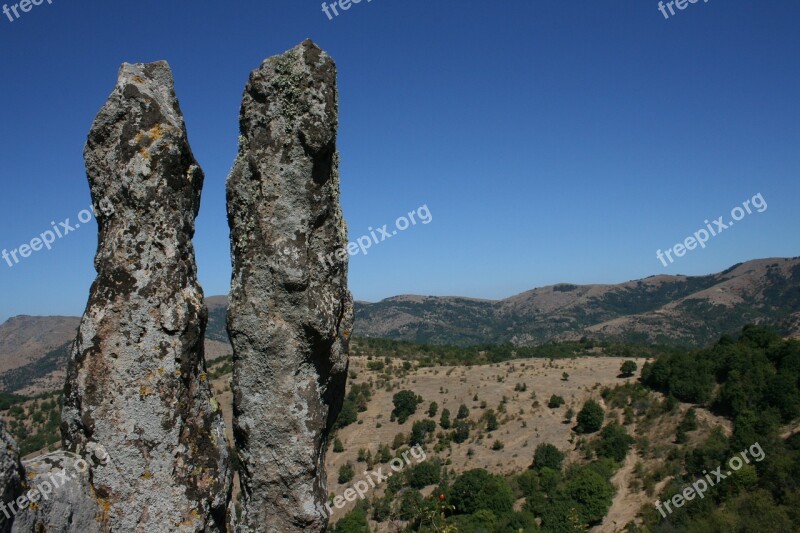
(134, 124), (171, 151)
(147, 124), (165, 141)
(141, 471), (153, 479)
(132, 76), (145, 83)
(178, 509), (201, 527)
(199, 372), (207, 382)
(139, 385), (152, 397)
(96, 497), (111, 522)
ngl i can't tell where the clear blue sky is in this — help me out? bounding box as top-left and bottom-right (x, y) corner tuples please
(1, 0), (798, 322)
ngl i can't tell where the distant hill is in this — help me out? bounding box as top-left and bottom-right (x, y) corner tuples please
(0, 316), (80, 374)
(355, 257), (800, 346)
(1, 257), (798, 393)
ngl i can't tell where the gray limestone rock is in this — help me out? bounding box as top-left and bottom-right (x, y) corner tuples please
(60, 61), (231, 532)
(226, 40), (353, 532)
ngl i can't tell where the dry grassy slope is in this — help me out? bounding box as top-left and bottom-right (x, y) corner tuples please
(0, 316), (80, 372)
(8, 353), (736, 532)
(316, 356), (735, 532)
(324, 355), (653, 527)
(593, 403), (730, 533)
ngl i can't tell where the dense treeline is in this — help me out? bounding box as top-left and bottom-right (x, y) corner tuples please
(638, 325), (800, 531)
(642, 325), (800, 445)
(351, 337), (676, 367)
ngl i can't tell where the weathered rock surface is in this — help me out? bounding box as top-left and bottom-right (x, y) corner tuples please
(0, 422), (22, 533)
(11, 452), (103, 533)
(60, 61), (230, 532)
(226, 40), (353, 532)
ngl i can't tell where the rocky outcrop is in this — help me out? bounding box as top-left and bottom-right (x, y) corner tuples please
(59, 61), (230, 532)
(0, 422), (22, 533)
(11, 452), (104, 533)
(226, 40), (353, 532)
(0, 420), (98, 533)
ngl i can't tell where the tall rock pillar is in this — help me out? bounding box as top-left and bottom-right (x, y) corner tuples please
(226, 40), (353, 532)
(61, 61), (231, 532)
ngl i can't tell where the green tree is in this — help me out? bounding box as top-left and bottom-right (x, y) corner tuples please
(372, 494), (393, 522)
(515, 470), (540, 499)
(334, 399), (358, 429)
(392, 390), (421, 424)
(398, 490), (424, 521)
(449, 469), (515, 516)
(453, 420), (470, 443)
(439, 408), (451, 429)
(566, 467), (613, 525)
(498, 511), (538, 533)
(576, 399), (604, 434)
(332, 503), (370, 533)
(620, 360), (638, 377)
(427, 401), (439, 418)
(548, 394), (565, 409)
(533, 443), (565, 471)
(367, 360), (385, 371)
(457, 403), (470, 420)
(338, 462), (355, 484)
(486, 410), (499, 431)
(676, 408), (698, 443)
(392, 432), (406, 450)
(407, 460), (442, 489)
(377, 444), (392, 463)
(333, 437), (344, 453)
(538, 467), (562, 495)
(410, 419), (437, 446)
(596, 423), (633, 462)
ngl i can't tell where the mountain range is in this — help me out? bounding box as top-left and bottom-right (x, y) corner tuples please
(1, 256), (798, 394)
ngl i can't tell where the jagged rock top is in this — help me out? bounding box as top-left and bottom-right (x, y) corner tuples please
(239, 39), (338, 154)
